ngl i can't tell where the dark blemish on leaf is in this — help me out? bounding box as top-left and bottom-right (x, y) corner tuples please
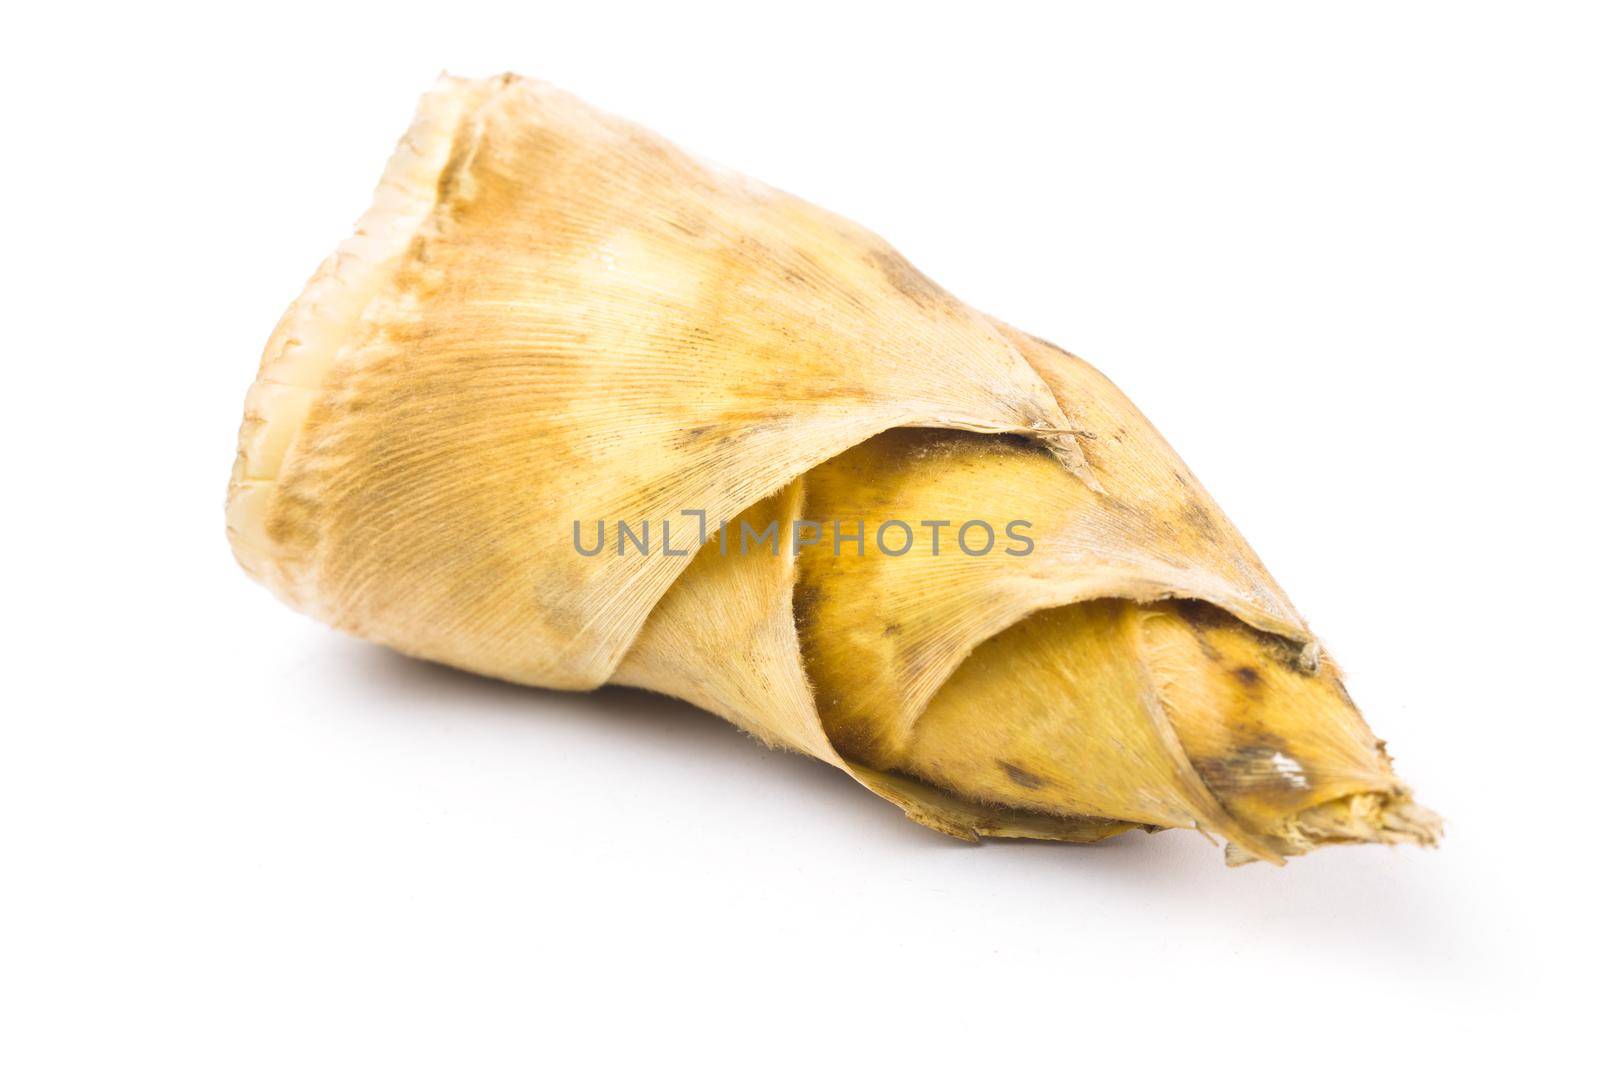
(671, 422), (765, 453)
(1097, 493), (1144, 522)
(782, 268), (818, 292)
(666, 216), (706, 239)
(999, 761), (1045, 790)
(1191, 731), (1304, 797)
(868, 248), (947, 308)
(1192, 745), (1278, 794)
(674, 424), (713, 446)
(1233, 666), (1262, 688)
(790, 580), (823, 631)
(434, 118), (483, 207)
(1179, 499), (1225, 544)
(883, 622), (903, 638)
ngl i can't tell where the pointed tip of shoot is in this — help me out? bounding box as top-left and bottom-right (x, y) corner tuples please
(1226, 792), (1443, 865)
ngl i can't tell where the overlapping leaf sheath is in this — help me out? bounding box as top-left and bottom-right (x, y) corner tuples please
(229, 74), (1437, 864)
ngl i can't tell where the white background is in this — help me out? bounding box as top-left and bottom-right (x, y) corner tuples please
(4, 2), (1596, 1062)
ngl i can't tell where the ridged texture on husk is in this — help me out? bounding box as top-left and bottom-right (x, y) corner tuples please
(229, 74), (1437, 864)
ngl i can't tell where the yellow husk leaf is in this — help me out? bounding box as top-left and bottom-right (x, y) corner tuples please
(228, 73), (1438, 864)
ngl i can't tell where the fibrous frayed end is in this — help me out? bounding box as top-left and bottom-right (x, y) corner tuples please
(1224, 792), (1443, 867)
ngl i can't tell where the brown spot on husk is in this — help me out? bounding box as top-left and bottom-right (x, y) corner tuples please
(999, 761), (1045, 790)
(868, 248), (948, 307)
